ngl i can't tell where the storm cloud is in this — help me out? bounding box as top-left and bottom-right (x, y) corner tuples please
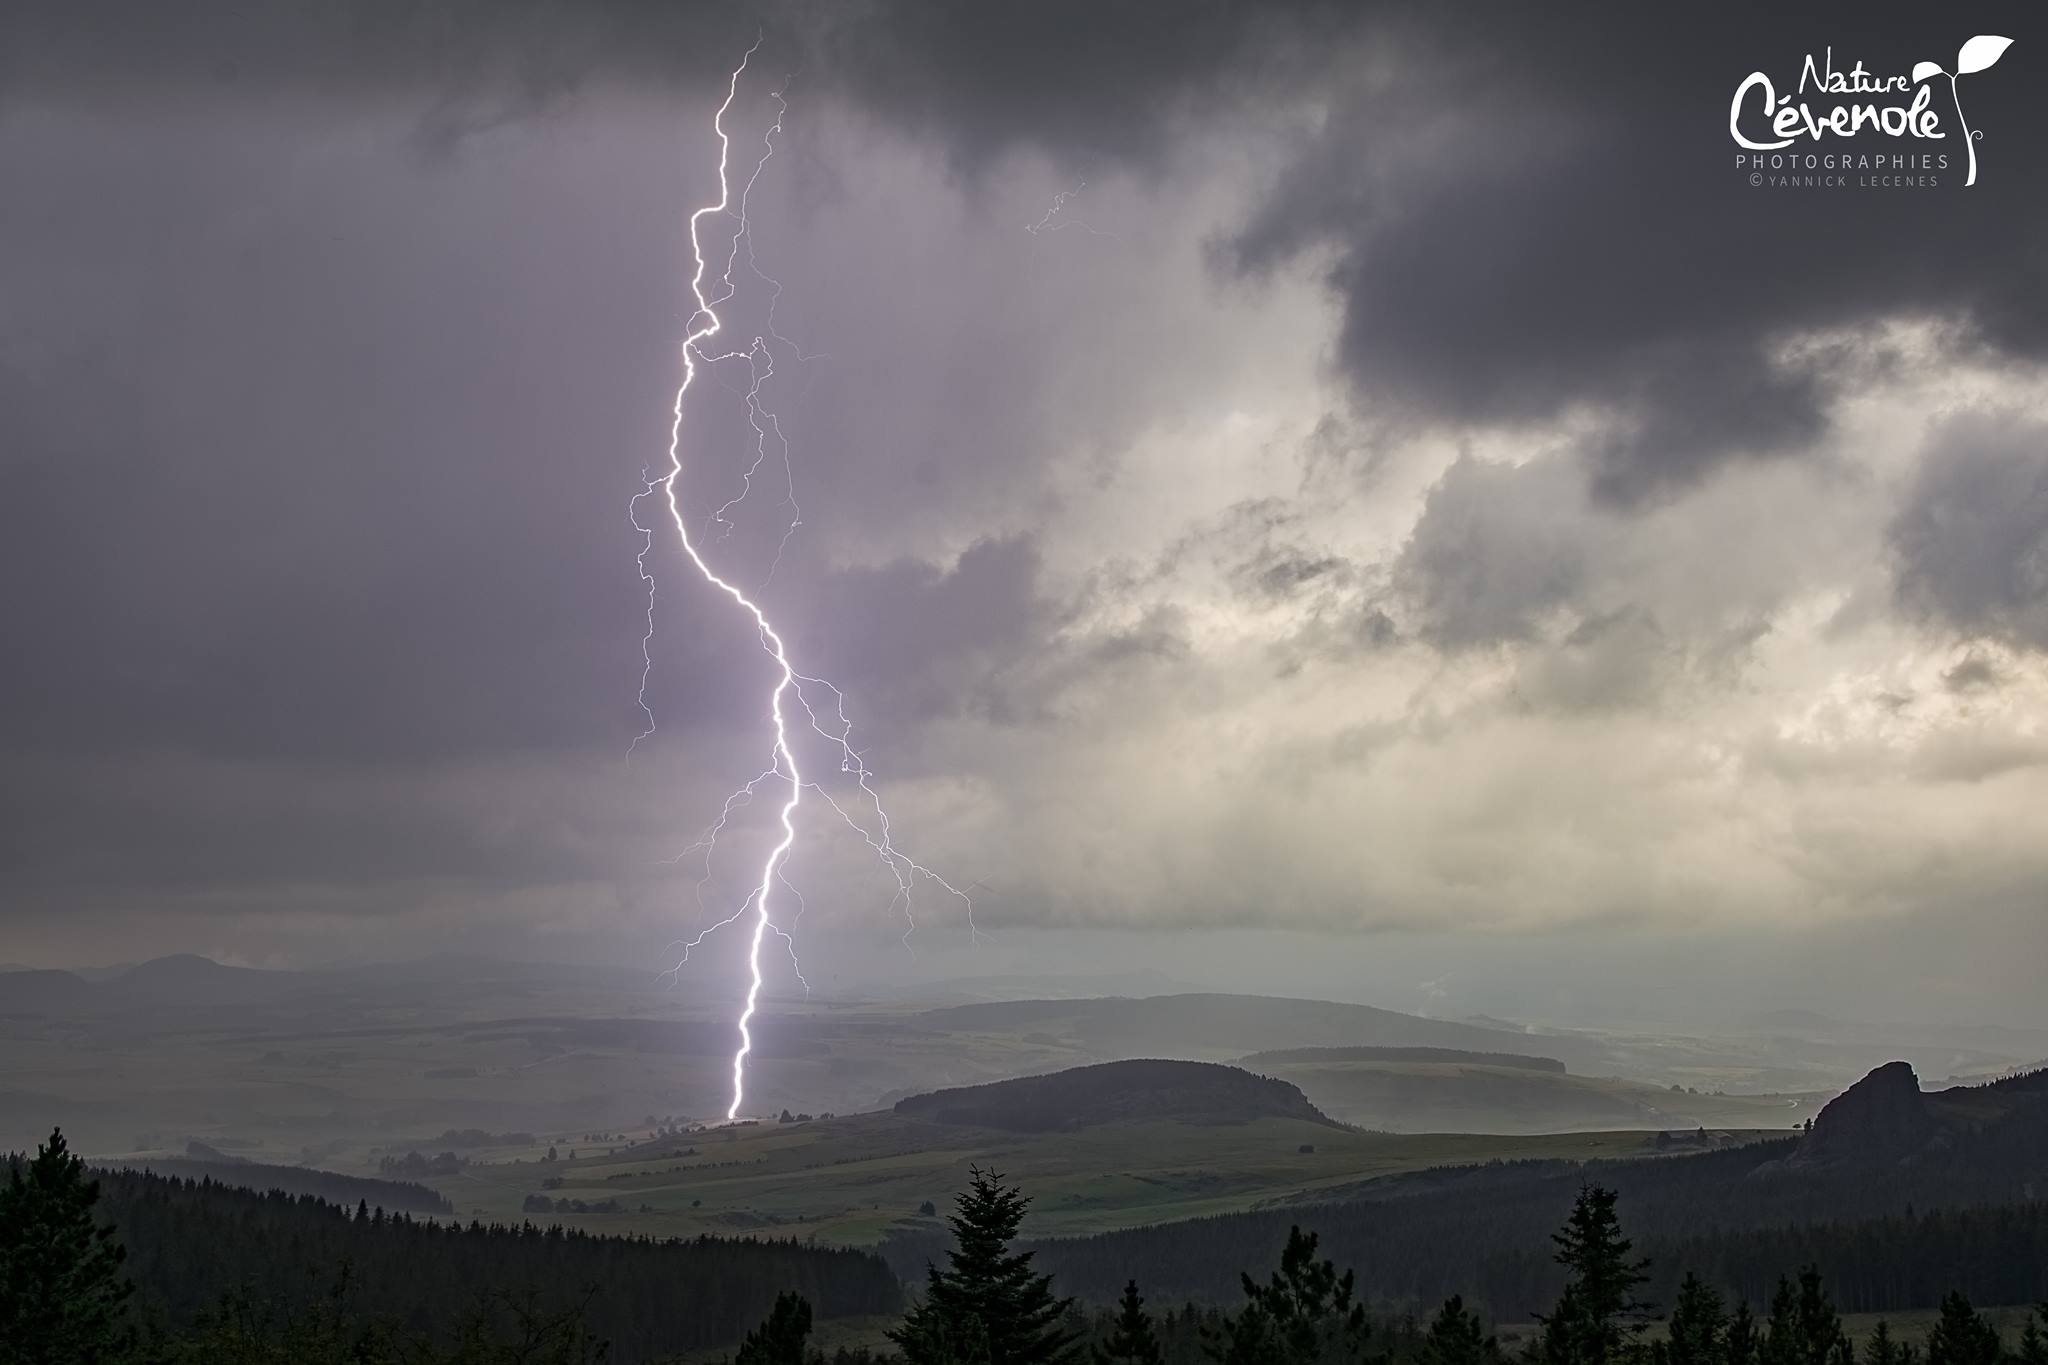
(3, 1), (2047, 1017)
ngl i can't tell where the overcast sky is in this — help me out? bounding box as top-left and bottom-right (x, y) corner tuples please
(4, 2), (2046, 1026)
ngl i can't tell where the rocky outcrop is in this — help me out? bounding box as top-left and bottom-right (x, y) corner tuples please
(1782, 1060), (1935, 1169)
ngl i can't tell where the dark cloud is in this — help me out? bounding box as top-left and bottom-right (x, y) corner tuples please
(1224, 5), (2048, 504)
(1891, 412), (2048, 650)
(0, 1), (747, 104)
(14, 2), (2045, 507)
(804, 0), (1351, 170)
(0, 111), (696, 764)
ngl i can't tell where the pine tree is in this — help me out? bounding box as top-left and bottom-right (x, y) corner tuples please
(1536, 1186), (1649, 1365)
(1726, 1304), (1759, 1365)
(1866, 1322), (1905, 1365)
(1095, 1282), (1164, 1365)
(1663, 1275), (1726, 1365)
(2017, 1307), (2048, 1365)
(1924, 1293), (2000, 1365)
(890, 1168), (1078, 1365)
(1420, 1295), (1496, 1365)
(1728, 1309), (1761, 1365)
(1205, 1225), (1374, 1365)
(1760, 1268), (1849, 1365)
(896, 1309), (994, 1365)
(735, 1291), (813, 1365)
(0, 1128), (134, 1365)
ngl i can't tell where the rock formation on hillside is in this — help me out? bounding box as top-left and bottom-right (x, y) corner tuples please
(1780, 1060), (1935, 1169)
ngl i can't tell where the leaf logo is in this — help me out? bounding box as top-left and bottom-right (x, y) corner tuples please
(1914, 35), (2013, 185)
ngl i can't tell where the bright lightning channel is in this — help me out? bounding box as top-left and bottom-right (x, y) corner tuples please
(630, 41), (975, 1123)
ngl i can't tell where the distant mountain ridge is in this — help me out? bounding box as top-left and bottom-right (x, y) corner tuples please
(894, 1058), (1339, 1131)
(0, 955), (295, 1013)
(917, 992), (1618, 1072)
(1242, 1045), (1568, 1074)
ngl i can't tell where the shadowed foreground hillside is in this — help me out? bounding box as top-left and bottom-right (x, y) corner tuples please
(1022, 1062), (2048, 1308)
(893, 1059), (1338, 1131)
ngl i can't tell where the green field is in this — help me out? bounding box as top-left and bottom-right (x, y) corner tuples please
(422, 1110), (1714, 1243)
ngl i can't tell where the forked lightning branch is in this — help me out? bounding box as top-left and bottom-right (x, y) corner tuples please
(629, 41), (976, 1122)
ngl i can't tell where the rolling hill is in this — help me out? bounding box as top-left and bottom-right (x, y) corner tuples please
(893, 1059), (1338, 1131)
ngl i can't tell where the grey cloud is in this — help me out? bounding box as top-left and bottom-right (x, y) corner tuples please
(778, 535), (1053, 738)
(1943, 653), (2005, 693)
(1237, 548), (1350, 601)
(1891, 412), (2048, 650)
(1393, 454), (1588, 649)
(1510, 608), (1675, 715)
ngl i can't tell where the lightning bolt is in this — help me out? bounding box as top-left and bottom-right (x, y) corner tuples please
(629, 41), (974, 1122)
(1026, 180), (1116, 238)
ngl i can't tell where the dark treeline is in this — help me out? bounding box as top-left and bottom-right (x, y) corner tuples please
(96, 1156), (454, 1214)
(1031, 1178), (2048, 1315)
(10, 1125), (2048, 1365)
(5, 1137), (899, 1363)
(4, 1121), (2048, 1365)
(1639, 1204), (2048, 1317)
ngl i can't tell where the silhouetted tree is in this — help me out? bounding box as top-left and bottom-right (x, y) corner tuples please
(1536, 1186), (1649, 1365)
(1658, 1275), (1727, 1365)
(1924, 1293), (2000, 1365)
(734, 1291), (812, 1365)
(0, 1128), (134, 1365)
(1725, 1304), (1759, 1365)
(1095, 1283), (1164, 1365)
(2016, 1306), (2048, 1365)
(891, 1168), (1077, 1365)
(1759, 1268), (1850, 1365)
(1205, 1226), (1373, 1365)
(1419, 1295), (1495, 1365)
